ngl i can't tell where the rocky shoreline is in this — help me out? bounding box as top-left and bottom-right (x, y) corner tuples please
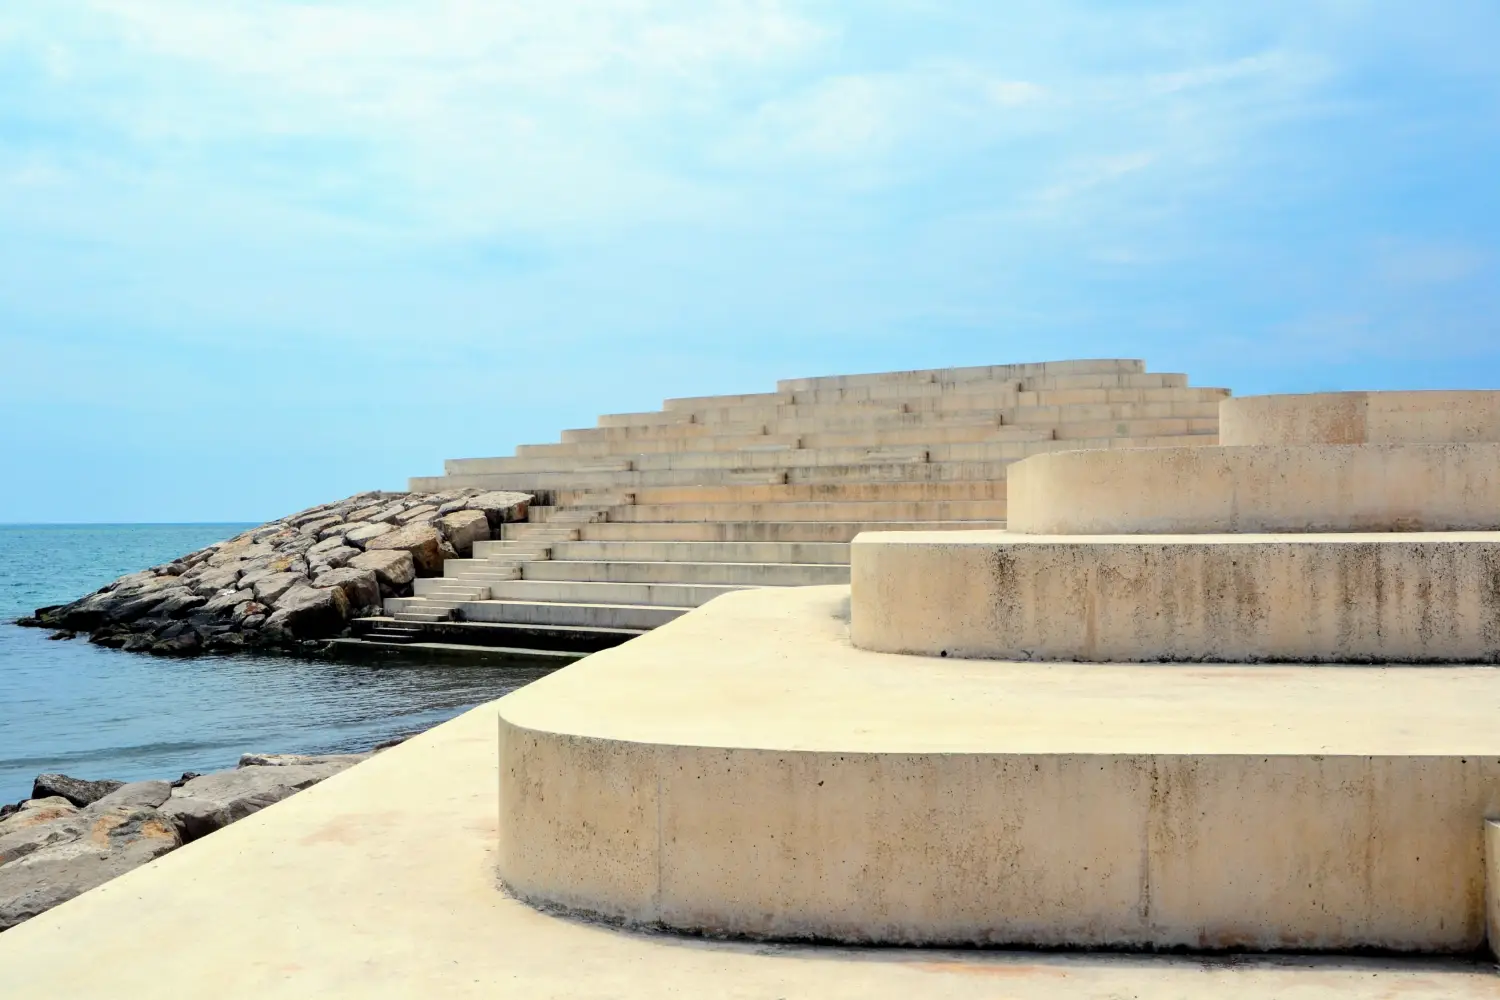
(16, 488), (530, 656)
(0, 738), (415, 931)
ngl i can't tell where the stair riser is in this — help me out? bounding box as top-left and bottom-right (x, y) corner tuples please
(525, 561), (850, 586)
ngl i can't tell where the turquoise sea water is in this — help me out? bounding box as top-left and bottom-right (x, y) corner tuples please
(0, 524), (547, 804)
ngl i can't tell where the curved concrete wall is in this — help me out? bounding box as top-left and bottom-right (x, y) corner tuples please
(1221, 391), (1500, 446)
(1006, 444), (1500, 534)
(850, 531), (1500, 662)
(497, 588), (1500, 951)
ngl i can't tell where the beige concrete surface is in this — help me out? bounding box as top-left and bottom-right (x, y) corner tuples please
(1222, 391), (1500, 446)
(1488, 818), (1500, 961)
(4, 634), (1495, 996)
(499, 587), (1500, 950)
(851, 530), (1500, 662)
(1007, 444), (1500, 533)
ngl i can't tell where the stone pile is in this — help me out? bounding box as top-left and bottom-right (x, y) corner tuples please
(18, 488), (532, 655)
(0, 751), (376, 931)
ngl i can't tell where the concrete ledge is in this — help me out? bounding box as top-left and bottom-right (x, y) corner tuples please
(1006, 444), (1500, 534)
(499, 587), (1500, 950)
(850, 530), (1500, 662)
(1221, 391), (1500, 446)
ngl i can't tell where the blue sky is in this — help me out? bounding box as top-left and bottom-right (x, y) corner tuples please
(1, 1), (1497, 522)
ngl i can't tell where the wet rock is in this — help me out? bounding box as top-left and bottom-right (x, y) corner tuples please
(31, 774), (124, 809)
(364, 523), (444, 576)
(348, 548), (415, 588)
(154, 589), (208, 618)
(47, 630), (76, 641)
(151, 631), (202, 656)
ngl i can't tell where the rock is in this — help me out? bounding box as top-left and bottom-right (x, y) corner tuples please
(239, 614), (266, 631)
(394, 504), (438, 526)
(317, 521), (357, 542)
(308, 545), (358, 571)
(150, 631), (202, 656)
(364, 523), (444, 576)
(231, 601), (269, 623)
(183, 566), (241, 596)
(438, 540), (459, 562)
(370, 501), (408, 523)
(343, 522), (394, 549)
(267, 583), (350, 638)
(347, 549), (415, 588)
(90, 781), (172, 811)
(159, 760), (359, 842)
(153, 589), (208, 618)
(296, 515), (343, 538)
(0, 798), (77, 837)
(47, 630), (76, 640)
(31, 774), (124, 808)
(436, 509), (490, 557)
(307, 535), (349, 557)
(465, 490), (533, 527)
(104, 588), (184, 625)
(0, 803), (182, 931)
(238, 753), (369, 768)
(201, 589), (254, 615)
(348, 505), (385, 522)
(251, 572), (305, 606)
(436, 499), (467, 515)
(312, 567), (380, 611)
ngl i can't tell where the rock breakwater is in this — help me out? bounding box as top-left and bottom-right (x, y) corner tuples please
(0, 746), (403, 930)
(17, 488), (531, 656)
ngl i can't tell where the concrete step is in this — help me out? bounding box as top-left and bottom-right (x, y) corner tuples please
(394, 598), (689, 630)
(518, 433), (803, 457)
(413, 460), (1022, 493)
(776, 358), (1145, 392)
(572, 520), (1004, 543)
(606, 500), (1008, 522)
(525, 559), (850, 586)
(501, 524), (582, 541)
(412, 579), (492, 599)
(482, 579), (745, 608)
(554, 480), (1008, 506)
(547, 539), (852, 565)
(352, 616), (644, 653)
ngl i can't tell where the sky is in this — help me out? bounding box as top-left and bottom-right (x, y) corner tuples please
(1, 0), (1497, 523)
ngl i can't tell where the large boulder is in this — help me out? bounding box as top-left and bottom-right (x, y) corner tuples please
(347, 549), (415, 588)
(436, 509), (490, 557)
(364, 523), (444, 576)
(266, 584), (350, 639)
(308, 545), (359, 572)
(31, 774), (124, 808)
(158, 759), (359, 842)
(465, 491), (532, 527)
(251, 571), (305, 606)
(0, 802), (181, 931)
(344, 522), (394, 549)
(313, 567), (380, 612)
(394, 505), (438, 526)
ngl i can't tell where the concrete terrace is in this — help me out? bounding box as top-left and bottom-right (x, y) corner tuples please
(370, 358), (1228, 647)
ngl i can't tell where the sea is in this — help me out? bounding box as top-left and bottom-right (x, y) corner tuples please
(0, 523), (549, 805)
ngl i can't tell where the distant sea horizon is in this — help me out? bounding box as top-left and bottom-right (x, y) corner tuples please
(0, 522), (544, 804)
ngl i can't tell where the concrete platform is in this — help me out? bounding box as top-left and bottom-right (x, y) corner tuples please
(1007, 444), (1500, 534)
(499, 587), (1500, 950)
(850, 530), (1500, 662)
(4, 600), (1500, 995)
(1222, 391), (1500, 446)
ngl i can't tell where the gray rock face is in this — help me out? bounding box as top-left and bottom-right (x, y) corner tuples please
(267, 583), (350, 638)
(465, 490), (533, 526)
(348, 549), (415, 588)
(394, 505), (438, 525)
(309, 545), (358, 571)
(201, 589), (254, 615)
(32, 774), (124, 808)
(159, 759), (360, 842)
(0, 802), (181, 930)
(344, 522), (394, 549)
(313, 567), (380, 612)
(251, 572), (305, 606)
(364, 523), (445, 576)
(437, 509), (490, 557)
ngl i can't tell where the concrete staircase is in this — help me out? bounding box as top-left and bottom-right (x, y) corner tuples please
(370, 359), (1229, 652)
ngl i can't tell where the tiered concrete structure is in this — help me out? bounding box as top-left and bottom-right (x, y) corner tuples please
(496, 389), (1500, 953)
(379, 359), (1226, 647)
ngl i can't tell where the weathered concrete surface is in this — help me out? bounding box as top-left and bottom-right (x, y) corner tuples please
(2, 646), (1496, 996)
(1221, 390), (1500, 446)
(499, 587), (1500, 951)
(851, 529), (1500, 662)
(1007, 444), (1500, 534)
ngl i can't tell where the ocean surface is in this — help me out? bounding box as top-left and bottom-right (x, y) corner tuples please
(0, 523), (549, 804)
